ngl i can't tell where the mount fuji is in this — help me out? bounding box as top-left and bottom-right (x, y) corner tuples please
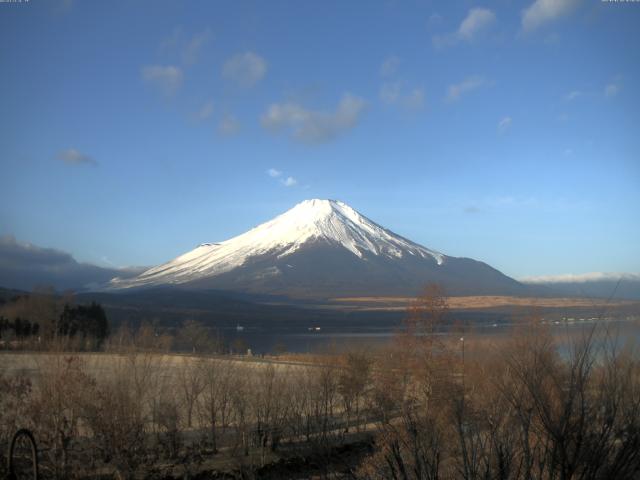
(108, 199), (528, 297)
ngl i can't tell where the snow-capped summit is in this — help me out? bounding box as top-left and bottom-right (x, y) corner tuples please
(109, 199), (525, 297)
(226, 198), (444, 262)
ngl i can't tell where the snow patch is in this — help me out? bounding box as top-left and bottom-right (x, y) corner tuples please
(110, 199), (445, 289)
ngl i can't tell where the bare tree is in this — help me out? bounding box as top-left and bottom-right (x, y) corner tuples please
(338, 351), (372, 432)
(27, 355), (93, 479)
(197, 359), (236, 453)
(178, 319), (210, 353)
(178, 359), (204, 429)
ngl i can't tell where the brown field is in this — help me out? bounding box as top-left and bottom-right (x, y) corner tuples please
(2, 320), (640, 479)
(330, 295), (640, 310)
(0, 351), (313, 381)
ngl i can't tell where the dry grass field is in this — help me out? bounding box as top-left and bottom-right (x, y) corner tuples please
(2, 315), (640, 479)
(0, 351), (310, 378)
(330, 295), (640, 310)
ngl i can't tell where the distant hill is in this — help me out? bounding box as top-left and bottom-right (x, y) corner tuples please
(0, 235), (146, 292)
(522, 273), (640, 301)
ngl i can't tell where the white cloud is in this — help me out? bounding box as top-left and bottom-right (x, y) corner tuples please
(141, 65), (183, 95)
(604, 84), (619, 98)
(432, 35), (454, 49)
(197, 100), (214, 121)
(562, 80), (621, 101)
(183, 29), (211, 65)
(222, 52), (267, 88)
(380, 82), (425, 110)
(433, 8), (495, 48)
(446, 75), (488, 102)
(261, 93), (366, 144)
(161, 28), (212, 66)
(266, 169), (298, 187)
(217, 114), (240, 136)
(522, 0), (581, 32)
(378, 57), (424, 111)
(380, 56), (400, 77)
(427, 13), (443, 28)
(497, 116), (512, 134)
(57, 148), (97, 166)
(605, 81), (621, 98)
(458, 8), (496, 40)
(521, 272), (640, 284)
(281, 176), (297, 187)
(564, 90), (583, 101)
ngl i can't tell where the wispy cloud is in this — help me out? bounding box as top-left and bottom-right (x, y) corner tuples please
(604, 83), (619, 98)
(446, 75), (488, 102)
(522, 0), (581, 32)
(222, 52), (267, 88)
(380, 56), (400, 77)
(183, 29), (211, 65)
(380, 82), (425, 110)
(57, 148), (97, 166)
(497, 116), (512, 134)
(458, 8), (496, 40)
(196, 100), (214, 121)
(266, 168), (298, 187)
(378, 56), (424, 111)
(161, 28), (212, 66)
(465, 195), (542, 212)
(433, 8), (496, 48)
(605, 77), (622, 98)
(261, 93), (366, 144)
(564, 90), (583, 101)
(141, 65), (183, 95)
(282, 176), (297, 187)
(217, 114), (240, 136)
(427, 13), (443, 28)
(563, 78), (621, 102)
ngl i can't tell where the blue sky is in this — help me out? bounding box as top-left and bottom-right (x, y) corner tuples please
(1, 0), (638, 279)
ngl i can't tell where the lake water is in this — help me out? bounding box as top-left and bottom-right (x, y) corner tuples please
(221, 317), (640, 355)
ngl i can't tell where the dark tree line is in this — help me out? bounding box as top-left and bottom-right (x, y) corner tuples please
(58, 302), (109, 346)
(0, 300), (109, 346)
(0, 316), (40, 338)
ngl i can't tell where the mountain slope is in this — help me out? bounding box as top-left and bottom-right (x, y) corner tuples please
(109, 199), (528, 297)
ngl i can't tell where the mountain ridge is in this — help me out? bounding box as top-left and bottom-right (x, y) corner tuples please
(108, 199), (529, 297)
